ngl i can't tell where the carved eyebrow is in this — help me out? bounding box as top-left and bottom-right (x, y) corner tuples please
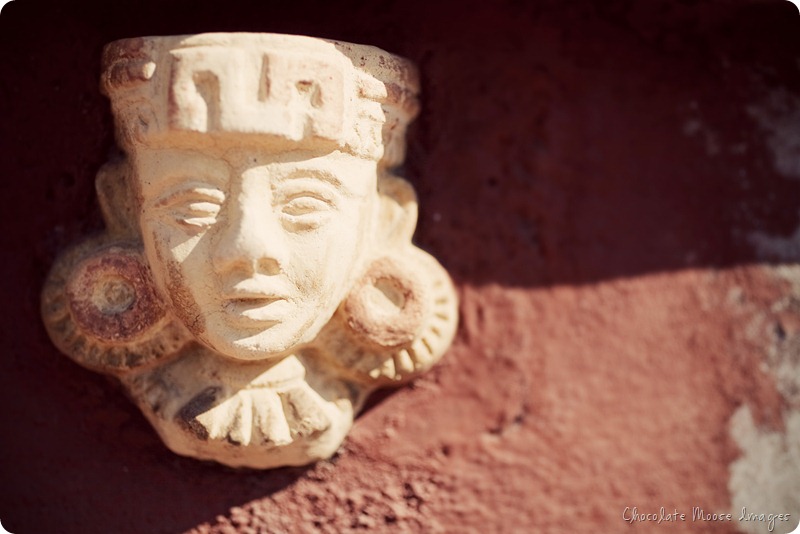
(153, 183), (226, 208)
(275, 169), (344, 188)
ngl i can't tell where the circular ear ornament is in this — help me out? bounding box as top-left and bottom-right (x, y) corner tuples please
(343, 256), (427, 348)
(66, 247), (165, 343)
(315, 247), (458, 386)
(42, 241), (190, 374)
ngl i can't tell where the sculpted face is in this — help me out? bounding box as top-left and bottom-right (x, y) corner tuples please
(135, 148), (379, 360)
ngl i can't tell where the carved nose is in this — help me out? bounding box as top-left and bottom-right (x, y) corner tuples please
(212, 209), (287, 276)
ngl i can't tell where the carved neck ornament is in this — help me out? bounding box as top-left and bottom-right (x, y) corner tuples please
(41, 33), (458, 469)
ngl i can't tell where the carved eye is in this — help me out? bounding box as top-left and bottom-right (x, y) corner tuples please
(153, 185), (225, 232)
(279, 194), (333, 230)
(282, 196), (330, 216)
(172, 201), (222, 229)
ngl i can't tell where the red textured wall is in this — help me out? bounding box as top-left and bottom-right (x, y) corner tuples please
(2, 1), (799, 532)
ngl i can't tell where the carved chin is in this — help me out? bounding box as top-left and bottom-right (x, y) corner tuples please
(196, 329), (292, 361)
(195, 316), (315, 361)
(210, 299), (347, 360)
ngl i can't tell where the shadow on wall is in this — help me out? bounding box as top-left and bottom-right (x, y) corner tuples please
(1, 0), (799, 533)
(402, 0), (800, 288)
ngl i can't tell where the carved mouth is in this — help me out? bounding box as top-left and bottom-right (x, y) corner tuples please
(224, 297), (292, 324)
(222, 277), (295, 324)
(228, 296), (283, 305)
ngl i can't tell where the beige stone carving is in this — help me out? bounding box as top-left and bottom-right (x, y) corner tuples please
(41, 33), (458, 469)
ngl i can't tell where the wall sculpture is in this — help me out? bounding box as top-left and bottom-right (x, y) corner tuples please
(41, 33), (458, 469)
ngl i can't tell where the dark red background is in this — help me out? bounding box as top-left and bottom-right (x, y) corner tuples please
(1, 1), (799, 532)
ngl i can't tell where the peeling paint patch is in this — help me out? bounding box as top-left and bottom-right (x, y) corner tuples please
(729, 266), (800, 534)
(729, 406), (800, 534)
(767, 319), (800, 405)
(747, 88), (800, 180)
(748, 219), (800, 262)
(682, 117), (721, 156)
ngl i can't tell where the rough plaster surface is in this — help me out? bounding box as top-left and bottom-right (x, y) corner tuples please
(2, 0), (800, 532)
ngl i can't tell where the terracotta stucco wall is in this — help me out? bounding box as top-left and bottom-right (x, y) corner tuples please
(1, 1), (799, 532)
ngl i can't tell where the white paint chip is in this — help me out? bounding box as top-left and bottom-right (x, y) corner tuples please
(729, 406), (800, 534)
(747, 88), (800, 180)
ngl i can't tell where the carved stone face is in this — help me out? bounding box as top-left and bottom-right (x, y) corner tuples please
(40, 33), (460, 470)
(135, 147), (379, 360)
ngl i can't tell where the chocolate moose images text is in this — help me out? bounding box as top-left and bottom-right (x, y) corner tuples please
(623, 506), (794, 532)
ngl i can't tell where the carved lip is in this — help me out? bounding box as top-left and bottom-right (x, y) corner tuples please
(221, 278), (295, 323)
(223, 296), (292, 324)
(225, 291), (288, 301)
(223, 277), (293, 299)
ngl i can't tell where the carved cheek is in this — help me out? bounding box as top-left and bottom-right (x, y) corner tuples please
(295, 213), (361, 301)
(165, 233), (216, 296)
(141, 216), (213, 334)
(138, 216), (173, 297)
(278, 233), (323, 297)
(165, 259), (206, 337)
